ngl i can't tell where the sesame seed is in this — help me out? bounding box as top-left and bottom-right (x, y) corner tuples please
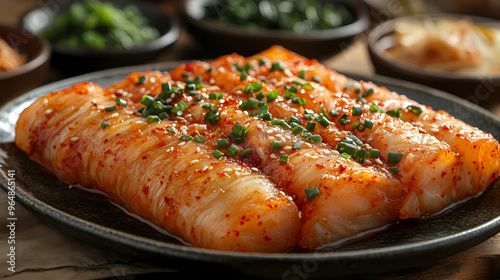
(184, 114), (192, 118)
(283, 146), (292, 150)
(270, 154), (276, 158)
(110, 113), (119, 118)
(310, 155), (319, 159)
(196, 147), (201, 152)
(235, 90), (242, 95)
(257, 124), (263, 130)
(90, 99), (97, 104)
(70, 137), (79, 142)
(375, 158), (383, 165)
(45, 109), (53, 114)
(191, 159), (200, 164)
(298, 212), (302, 219)
(178, 142), (186, 146)
(322, 174), (328, 180)
(202, 166), (209, 171)
(43, 99), (49, 105)
(97, 105), (105, 110)
(170, 93), (176, 98)
(290, 108), (298, 113)
(111, 94), (117, 99)
(251, 167), (259, 172)
(135, 121), (143, 124)
(300, 89), (305, 94)
(223, 168), (233, 172)
(165, 98), (173, 104)
(430, 127), (440, 133)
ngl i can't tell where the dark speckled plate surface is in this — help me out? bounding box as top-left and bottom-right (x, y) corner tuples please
(1, 62), (500, 279)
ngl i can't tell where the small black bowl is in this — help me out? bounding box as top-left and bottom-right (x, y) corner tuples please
(180, 0), (369, 59)
(21, 0), (180, 75)
(367, 13), (500, 108)
(0, 25), (51, 105)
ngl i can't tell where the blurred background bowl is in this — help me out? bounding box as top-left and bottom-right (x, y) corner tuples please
(367, 13), (500, 107)
(0, 25), (50, 105)
(21, 0), (180, 75)
(180, 0), (369, 59)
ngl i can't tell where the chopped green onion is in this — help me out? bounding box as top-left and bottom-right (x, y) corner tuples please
(389, 166), (399, 174)
(289, 85), (298, 93)
(240, 71), (247, 81)
(232, 122), (248, 138)
(352, 122), (366, 132)
(312, 75), (321, 83)
(279, 155), (289, 164)
(259, 59), (267, 65)
(344, 79), (354, 89)
(314, 114), (330, 127)
(251, 81), (263, 92)
(308, 134), (322, 143)
(272, 140), (282, 150)
(205, 111), (220, 126)
(209, 92), (223, 100)
(227, 144), (238, 157)
(407, 105), (423, 116)
(353, 83), (361, 94)
(194, 135), (205, 143)
(180, 135), (193, 141)
(270, 61), (285, 72)
(115, 98), (127, 107)
(337, 142), (357, 155)
(171, 101), (188, 116)
(306, 121), (316, 132)
(352, 106), (363, 116)
(288, 116), (301, 125)
(347, 135), (363, 145)
(369, 104), (379, 113)
(167, 128), (175, 134)
(298, 70), (306, 79)
(249, 105), (269, 117)
(364, 119), (374, 130)
(217, 139), (229, 149)
(338, 113), (350, 125)
(292, 97), (307, 106)
(267, 90), (278, 102)
(292, 142), (302, 149)
(255, 92), (265, 100)
(386, 109), (403, 119)
(387, 151), (403, 165)
(181, 72), (191, 78)
(105, 106), (116, 112)
(100, 120), (110, 129)
(369, 149), (379, 158)
(284, 91), (294, 99)
(292, 125), (305, 135)
(362, 88), (374, 98)
(329, 109), (339, 118)
(136, 75), (146, 85)
(158, 112), (169, 119)
(305, 186), (320, 201)
(146, 115), (160, 123)
(212, 150), (224, 159)
(240, 148), (252, 158)
(341, 152), (351, 159)
(240, 98), (259, 110)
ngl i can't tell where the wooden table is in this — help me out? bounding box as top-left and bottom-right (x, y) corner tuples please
(1, 1), (500, 279)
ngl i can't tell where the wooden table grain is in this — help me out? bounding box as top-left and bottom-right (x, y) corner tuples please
(1, 1), (500, 279)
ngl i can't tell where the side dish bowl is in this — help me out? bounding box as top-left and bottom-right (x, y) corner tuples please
(180, 0), (369, 59)
(20, 0), (180, 75)
(367, 13), (500, 107)
(0, 25), (50, 105)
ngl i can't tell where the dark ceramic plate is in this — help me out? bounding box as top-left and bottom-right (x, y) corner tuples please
(1, 62), (500, 279)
